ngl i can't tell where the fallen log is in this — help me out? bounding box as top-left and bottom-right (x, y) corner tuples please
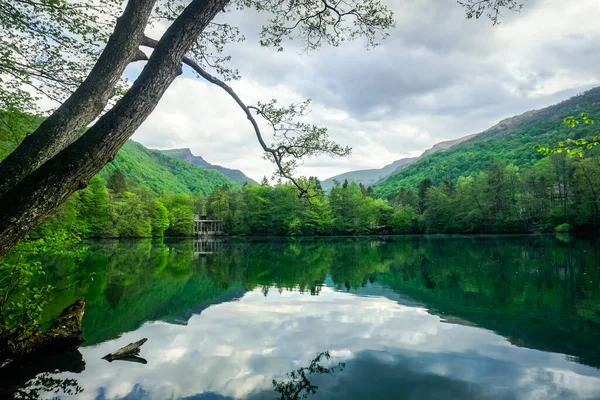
(0, 298), (87, 362)
(115, 355), (148, 364)
(102, 338), (147, 361)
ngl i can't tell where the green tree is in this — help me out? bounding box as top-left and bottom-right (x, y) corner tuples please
(452, 175), (486, 232)
(423, 186), (453, 233)
(418, 178), (433, 214)
(110, 192), (152, 237)
(329, 182), (363, 234)
(241, 185), (273, 235)
(79, 176), (109, 236)
(161, 194), (194, 236)
(390, 206), (418, 233)
(106, 168), (128, 195)
(483, 159), (520, 229)
(149, 200), (170, 237)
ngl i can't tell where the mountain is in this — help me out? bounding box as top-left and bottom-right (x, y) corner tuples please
(157, 148), (255, 185)
(373, 86), (600, 197)
(0, 112), (240, 196)
(321, 157), (416, 191)
(321, 132), (476, 191)
(99, 141), (240, 195)
(419, 133), (477, 158)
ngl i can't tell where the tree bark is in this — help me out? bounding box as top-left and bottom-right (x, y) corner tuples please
(0, 0), (157, 197)
(0, 0), (230, 258)
(0, 298), (86, 362)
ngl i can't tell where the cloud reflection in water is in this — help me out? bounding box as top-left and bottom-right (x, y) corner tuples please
(46, 285), (600, 400)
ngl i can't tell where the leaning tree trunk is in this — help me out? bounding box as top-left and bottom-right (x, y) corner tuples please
(0, 0), (157, 197)
(0, 0), (230, 258)
(0, 298), (87, 362)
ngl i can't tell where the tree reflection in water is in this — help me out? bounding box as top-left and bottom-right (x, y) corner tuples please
(273, 351), (345, 400)
(13, 373), (83, 399)
(1, 350), (84, 399)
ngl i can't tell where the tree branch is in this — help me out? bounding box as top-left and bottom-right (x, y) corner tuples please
(141, 36), (309, 196)
(0, 0), (157, 197)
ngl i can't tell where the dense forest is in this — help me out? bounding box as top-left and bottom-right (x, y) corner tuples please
(4, 106), (600, 237)
(34, 151), (600, 237)
(203, 151), (600, 234)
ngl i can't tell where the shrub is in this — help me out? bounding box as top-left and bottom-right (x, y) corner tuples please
(555, 223), (573, 233)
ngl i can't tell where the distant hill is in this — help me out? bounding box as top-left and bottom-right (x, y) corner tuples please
(321, 132), (476, 191)
(373, 86), (600, 197)
(99, 141), (240, 195)
(157, 148), (255, 185)
(321, 158), (416, 191)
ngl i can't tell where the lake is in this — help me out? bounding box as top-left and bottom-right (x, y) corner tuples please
(2, 235), (600, 399)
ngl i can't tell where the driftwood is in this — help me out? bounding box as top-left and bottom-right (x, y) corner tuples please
(102, 338), (147, 361)
(0, 298), (87, 362)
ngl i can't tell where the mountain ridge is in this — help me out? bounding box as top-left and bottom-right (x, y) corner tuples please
(321, 157), (416, 191)
(373, 86), (600, 197)
(99, 141), (241, 195)
(321, 132), (476, 190)
(156, 148), (256, 185)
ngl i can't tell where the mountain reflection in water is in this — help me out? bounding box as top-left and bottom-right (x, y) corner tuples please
(2, 235), (600, 399)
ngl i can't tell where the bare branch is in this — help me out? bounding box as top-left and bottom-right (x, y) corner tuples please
(142, 35), (351, 196)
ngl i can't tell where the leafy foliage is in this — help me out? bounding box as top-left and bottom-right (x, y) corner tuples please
(0, 0), (120, 111)
(554, 223), (573, 233)
(535, 113), (600, 157)
(459, 0), (523, 25)
(251, 99), (351, 194)
(237, 0), (394, 52)
(0, 110), (43, 160)
(0, 232), (85, 348)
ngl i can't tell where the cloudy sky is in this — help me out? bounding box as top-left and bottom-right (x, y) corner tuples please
(129, 0), (600, 182)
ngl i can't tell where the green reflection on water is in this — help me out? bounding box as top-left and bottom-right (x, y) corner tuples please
(38, 235), (600, 367)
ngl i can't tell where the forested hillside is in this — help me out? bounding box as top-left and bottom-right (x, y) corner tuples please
(158, 148), (255, 185)
(99, 141), (239, 195)
(0, 111), (241, 239)
(374, 87), (600, 197)
(3, 106), (600, 238)
(0, 111), (239, 196)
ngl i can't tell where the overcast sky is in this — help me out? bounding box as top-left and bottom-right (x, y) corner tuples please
(129, 0), (600, 182)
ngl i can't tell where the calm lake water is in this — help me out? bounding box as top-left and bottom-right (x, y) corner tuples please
(2, 235), (600, 399)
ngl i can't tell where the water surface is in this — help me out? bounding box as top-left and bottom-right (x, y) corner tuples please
(3, 235), (600, 399)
